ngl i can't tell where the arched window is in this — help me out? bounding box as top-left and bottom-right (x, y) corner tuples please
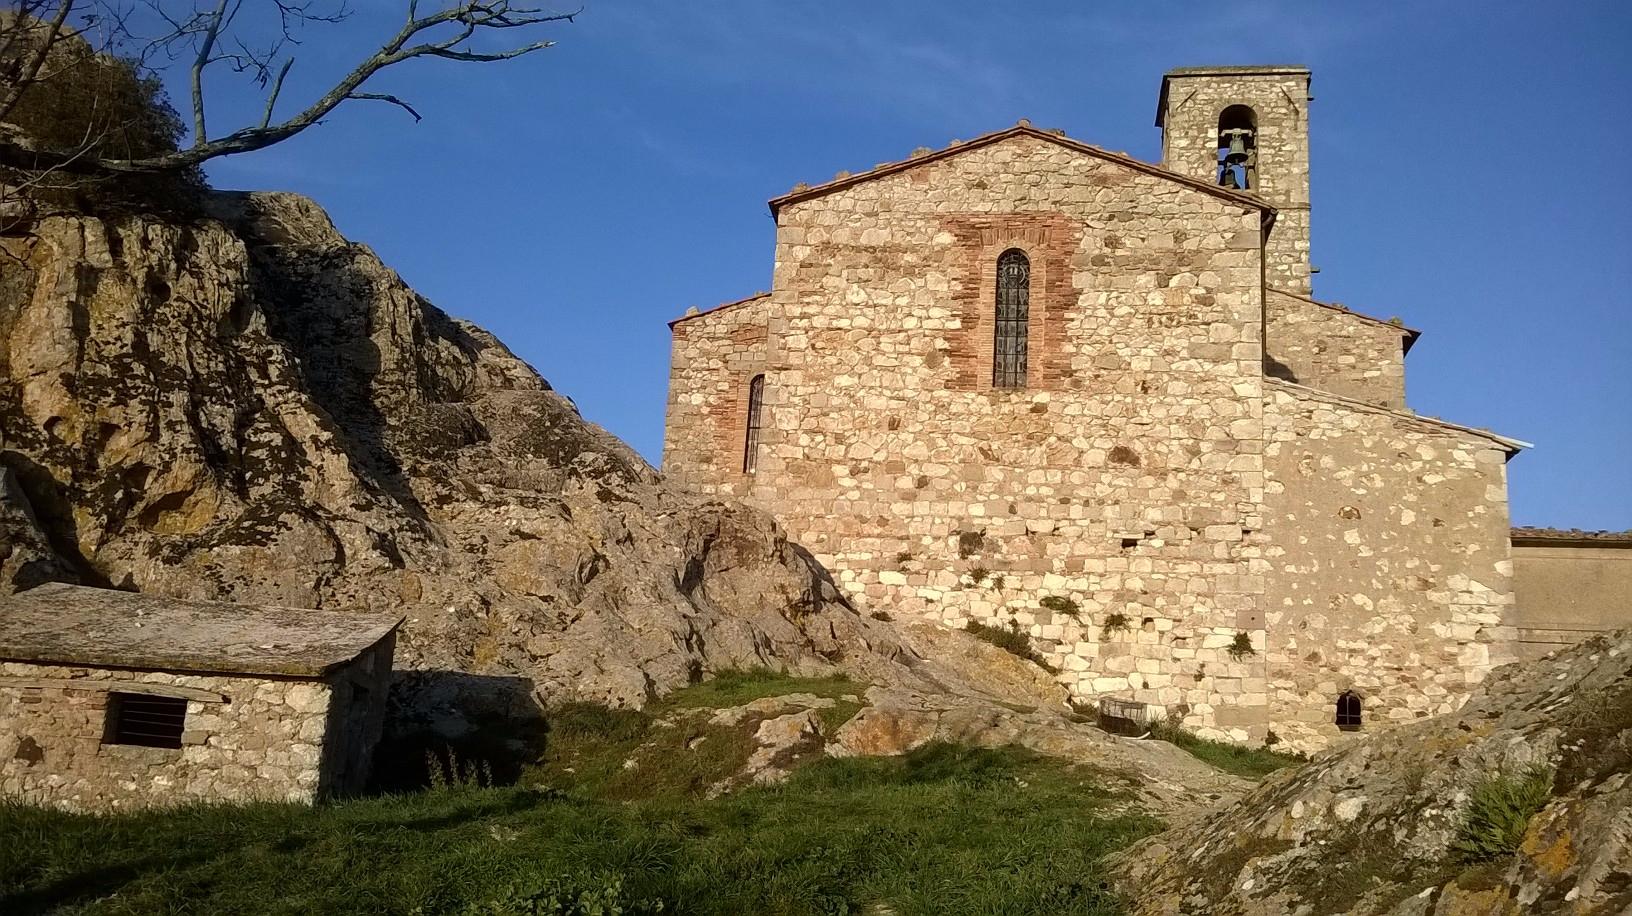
(743, 374), (765, 474)
(1217, 104), (1258, 190)
(1335, 691), (1363, 731)
(992, 249), (1030, 389)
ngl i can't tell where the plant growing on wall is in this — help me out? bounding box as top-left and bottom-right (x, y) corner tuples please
(1039, 596), (1080, 618)
(967, 566), (990, 586)
(1100, 612), (1131, 635)
(1227, 632), (1256, 660)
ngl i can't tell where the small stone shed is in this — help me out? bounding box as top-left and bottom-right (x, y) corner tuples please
(0, 583), (402, 810)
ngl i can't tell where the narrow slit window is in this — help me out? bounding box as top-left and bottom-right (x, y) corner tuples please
(1335, 691), (1363, 731)
(104, 692), (188, 748)
(993, 249), (1030, 389)
(743, 374), (765, 474)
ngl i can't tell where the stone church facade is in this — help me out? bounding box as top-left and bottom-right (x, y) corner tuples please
(662, 66), (1526, 752)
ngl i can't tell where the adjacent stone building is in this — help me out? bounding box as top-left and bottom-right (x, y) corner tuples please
(1510, 528), (1632, 658)
(0, 583), (401, 810)
(663, 65), (1531, 753)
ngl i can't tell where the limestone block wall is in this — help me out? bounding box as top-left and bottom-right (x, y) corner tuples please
(739, 135), (1272, 741)
(1264, 289), (1410, 408)
(1160, 70), (1312, 295)
(0, 663), (335, 810)
(664, 294), (771, 497)
(1262, 381), (1517, 753)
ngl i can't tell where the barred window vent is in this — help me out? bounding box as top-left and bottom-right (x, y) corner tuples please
(993, 249), (1030, 389)
(1335, 691), (1363, 731)
(743, 374), (765, 474)
(105, 692), (188, 749)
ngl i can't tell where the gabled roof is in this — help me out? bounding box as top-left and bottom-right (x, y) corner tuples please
(668, 291), (770, 330)
(766, 122), (1277, 219)
(1267, 379), (1531, 454)
(1268, 287), (1422, 354)
(0, 583), (403, 678)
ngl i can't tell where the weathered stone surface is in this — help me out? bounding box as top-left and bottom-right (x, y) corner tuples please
(1113, 631), (1632, 914)
(0, 466), (67, 592)
(0, 583), (401, 677)
(0, 193), (890, 717)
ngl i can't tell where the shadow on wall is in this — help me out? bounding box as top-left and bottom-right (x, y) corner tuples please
(371, 670), (549, 792)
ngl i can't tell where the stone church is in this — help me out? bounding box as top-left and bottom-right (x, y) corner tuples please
(662, 66), (1527, 752)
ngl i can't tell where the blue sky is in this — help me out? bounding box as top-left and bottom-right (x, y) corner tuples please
(188, 1), (1631, 529)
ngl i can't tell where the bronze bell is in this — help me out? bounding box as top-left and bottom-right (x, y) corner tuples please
(1221, 128), (1253, 165)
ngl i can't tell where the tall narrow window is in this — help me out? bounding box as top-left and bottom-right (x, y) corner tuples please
(743, 374), (765, 474)
(1335, 691), (1363, 731)
(993, 249), (1030, 389)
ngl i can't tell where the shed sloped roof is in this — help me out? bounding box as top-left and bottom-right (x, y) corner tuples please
(0, 583), (403, 677)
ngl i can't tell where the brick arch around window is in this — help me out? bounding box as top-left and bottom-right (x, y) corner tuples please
(942, 214), (1080, 392)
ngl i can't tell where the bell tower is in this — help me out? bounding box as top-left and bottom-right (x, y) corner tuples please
(1157, 66), (1313, 295)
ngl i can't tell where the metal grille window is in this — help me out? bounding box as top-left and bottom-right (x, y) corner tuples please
(105, 692), (187, 748)
(992, 249), (1030, 388)
(1335, 691), (1363, 731)
(743, 374), (765, 474)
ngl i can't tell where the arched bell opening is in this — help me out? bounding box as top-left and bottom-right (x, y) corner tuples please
(1217, 104), (1258, 190)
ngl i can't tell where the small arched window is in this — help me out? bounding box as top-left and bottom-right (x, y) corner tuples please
(1217, 104), (1258, 190)
(1335, 691), (1363, 731)
(992, 249), (1030, 389)
(743, 374), (765, 474)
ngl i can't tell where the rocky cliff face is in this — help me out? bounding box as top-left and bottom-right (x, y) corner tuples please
(1115, 631), (1632, 914)
(0, 192), (897, 707)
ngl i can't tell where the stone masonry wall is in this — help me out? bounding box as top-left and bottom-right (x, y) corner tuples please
(1160, 71), (1312, 295)
(664, 294), (771, 498)
(0, 663), (333, 810)
(1262, 381), (1517, 753)
(732, 135), (1273, 742)
(1264, 288), (1410, 408)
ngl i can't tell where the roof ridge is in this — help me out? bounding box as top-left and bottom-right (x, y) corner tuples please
(766, 123), (1276, 218)
(1266, 378), (1530, 452)
(668, 291), (771, 329)
(1267, 286), (1422, 351)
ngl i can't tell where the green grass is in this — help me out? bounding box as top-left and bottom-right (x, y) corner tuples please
(528, 671), (866, 801)
(1148, 723), (1305, 780)
(964, 620), (1058, 673)
(1450, 765), (1554, 863)
(0, 744), (1158, 916)
(660, 668), (863, 709)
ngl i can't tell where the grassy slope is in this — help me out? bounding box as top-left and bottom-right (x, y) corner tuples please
(0, 672), (1161, 916)
(1148, 723), (1305, 780)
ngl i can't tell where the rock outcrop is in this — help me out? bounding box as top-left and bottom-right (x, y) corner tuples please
(1115, 631), (1632, 914)
(0, 192), (894, 711)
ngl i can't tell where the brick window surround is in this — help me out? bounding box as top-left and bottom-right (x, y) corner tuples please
(944, 214), (1078, 392)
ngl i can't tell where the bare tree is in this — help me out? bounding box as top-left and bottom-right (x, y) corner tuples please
(0, 0), (576, 178)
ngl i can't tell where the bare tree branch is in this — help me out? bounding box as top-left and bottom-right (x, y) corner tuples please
(0, 0), (577, 179)
(346, 90), (418, 122)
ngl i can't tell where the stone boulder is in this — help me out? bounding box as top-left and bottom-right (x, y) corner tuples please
(1114, 631), (1632, 914)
